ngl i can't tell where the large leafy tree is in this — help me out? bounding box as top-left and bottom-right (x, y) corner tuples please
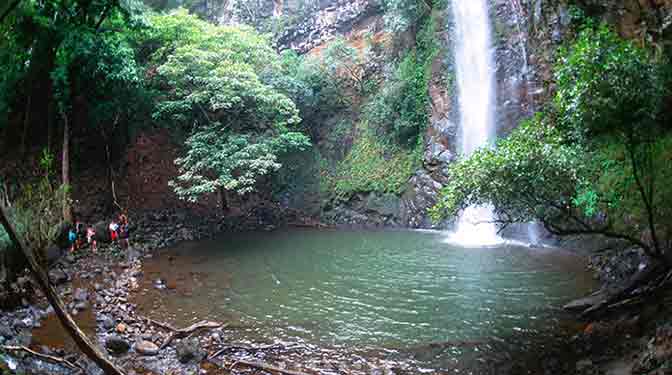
(432, 24), (672, 263)
(143, 10), (310, 202)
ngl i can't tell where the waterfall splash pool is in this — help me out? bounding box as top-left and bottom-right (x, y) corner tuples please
(134, 229), (596, 373)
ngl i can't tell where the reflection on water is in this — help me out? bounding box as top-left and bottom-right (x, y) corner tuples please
(134, 229), (596, 372)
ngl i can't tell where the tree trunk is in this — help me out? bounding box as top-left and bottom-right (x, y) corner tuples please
(0, 204), (126, 375)
(47, 101), (54, 153)
(61, 112), (72, 223)
(20, 95), (31, 157)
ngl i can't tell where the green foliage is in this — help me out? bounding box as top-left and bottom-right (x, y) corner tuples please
(170, 125), (310, 199)
(323, 121), (421, 201)
(262, 50), (346, 136)
(430, 115), (586, 223)
(554, 24), (668, 142)
(364, 14), (438, 147)
(382, 0), (445, 33)
(322, 37), (371, 96)
(1, 150), (68, 254)
(143, 10), (310, 200)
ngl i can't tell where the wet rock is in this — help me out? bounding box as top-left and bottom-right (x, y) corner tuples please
(64, 254), (76, 264)
(116, 323), (127, 334)
(13, 316), (33, 330)
(135, 340), (160, 356)
(49, 269), (69, 285)
(105, 335), (130, 354)
(100, 316), (116, 330)
(175, 338), (206, 363)
(73, 288), (88, 302)
(0, 325), (14, 338)
(75, 301), (88, 311)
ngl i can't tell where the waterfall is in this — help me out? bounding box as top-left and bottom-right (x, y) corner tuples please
(446, 0), (502, 247)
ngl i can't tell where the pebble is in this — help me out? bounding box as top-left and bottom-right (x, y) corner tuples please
(135, 340), (160, 356)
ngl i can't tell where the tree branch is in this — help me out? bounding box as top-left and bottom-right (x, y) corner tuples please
(0, 0), (21, 24)
(625, 131), (662, 256)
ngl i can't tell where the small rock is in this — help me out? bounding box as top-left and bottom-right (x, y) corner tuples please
(105, 335), (130, 354)
(116, 323), (127, 333)
(64, 255), (76, 264)
(134, 340), (159, 356)
(94, 283), (103, 291)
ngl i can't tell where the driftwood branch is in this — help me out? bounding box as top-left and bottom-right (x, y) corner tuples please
(0, 204), (126, 375)
(229, 359), (313, 375)
(1, 345), (81, 371)
(146, 318), (223, 349)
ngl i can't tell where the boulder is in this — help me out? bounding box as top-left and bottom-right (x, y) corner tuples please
(175, 338), (206, 363)
(44, 245), (63, 265)
(94, 221), (111, 243)
(134, 340), (160, 356)
(105, 335), (130, 354)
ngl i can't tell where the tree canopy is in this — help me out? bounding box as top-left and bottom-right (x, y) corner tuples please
(140, 10), (311, 201)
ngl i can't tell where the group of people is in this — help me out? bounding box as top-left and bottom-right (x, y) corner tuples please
(67, 213), (130, 253)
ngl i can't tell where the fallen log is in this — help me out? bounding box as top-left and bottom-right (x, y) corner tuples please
(2, 345), (81, 371)
(146, 318), (224, 349)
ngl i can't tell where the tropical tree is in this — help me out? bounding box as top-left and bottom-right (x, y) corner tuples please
(143, 10), (311, 203)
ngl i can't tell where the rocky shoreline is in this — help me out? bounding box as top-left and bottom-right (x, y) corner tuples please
(0, 209), (276, 375)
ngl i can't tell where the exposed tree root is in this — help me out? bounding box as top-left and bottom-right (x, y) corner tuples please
(1, 345), (81, 371)
(565, 263), (672, 319)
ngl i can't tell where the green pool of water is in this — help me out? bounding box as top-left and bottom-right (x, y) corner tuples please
(135, 229), (596, 372)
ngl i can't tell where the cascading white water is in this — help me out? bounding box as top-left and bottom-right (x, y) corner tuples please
(446, 0), (502, 247)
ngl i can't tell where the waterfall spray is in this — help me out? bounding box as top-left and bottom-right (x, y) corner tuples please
(446, 0), (502, 247)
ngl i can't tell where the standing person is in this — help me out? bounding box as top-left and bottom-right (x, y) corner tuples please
(118, 213), (130, 249)
(109, 220), (119, 243)
(75, 219), (84, 250)
(120, 222), (130, 249)
(68, 227), (77, 253)
(86, 226), (97, 253)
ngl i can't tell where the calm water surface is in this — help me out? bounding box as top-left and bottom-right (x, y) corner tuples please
(135, 229), (597, 372)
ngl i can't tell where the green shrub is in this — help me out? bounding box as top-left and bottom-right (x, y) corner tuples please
(555, 23), (668, 142)
(325, 121), (422, 201)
